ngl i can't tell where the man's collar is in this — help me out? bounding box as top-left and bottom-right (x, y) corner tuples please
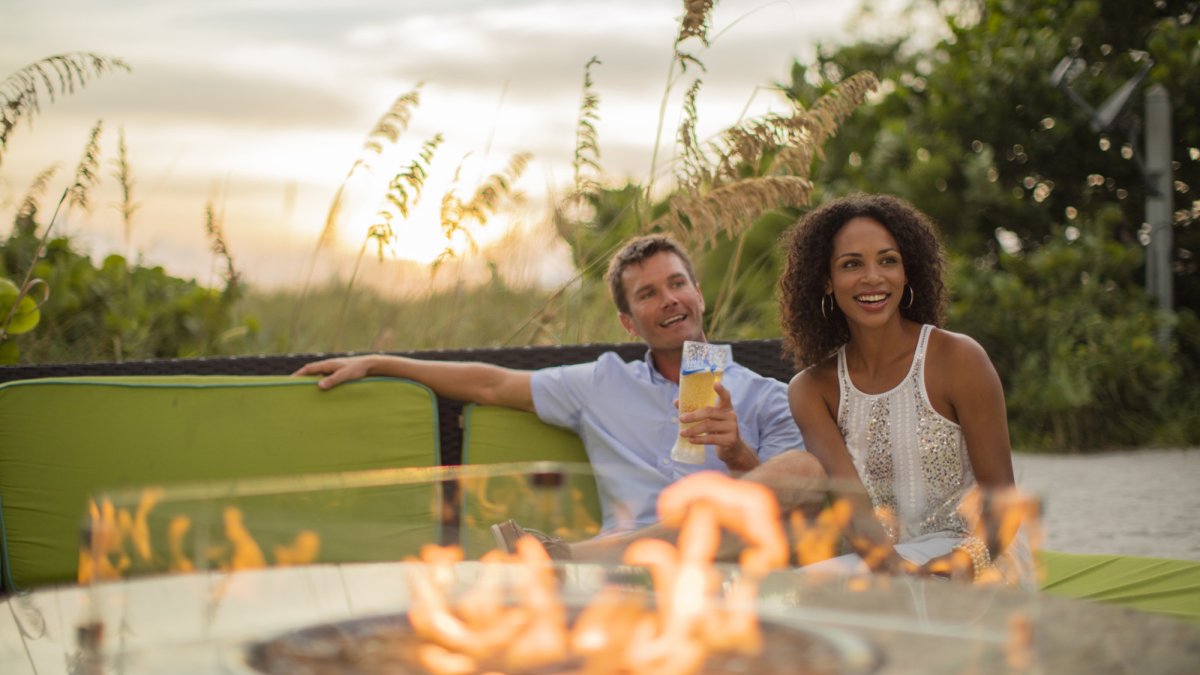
(641, 348), (672, 384)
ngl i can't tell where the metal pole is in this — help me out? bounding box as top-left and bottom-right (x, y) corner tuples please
(1144, 83), (1173, 346)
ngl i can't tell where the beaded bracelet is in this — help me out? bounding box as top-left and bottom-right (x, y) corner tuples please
(955, 535), (994, 581)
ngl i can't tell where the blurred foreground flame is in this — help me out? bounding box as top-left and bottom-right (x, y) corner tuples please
(405, 471), (788, 675)
(76, 471), (1041, 673)
(79, 493), (321, 583)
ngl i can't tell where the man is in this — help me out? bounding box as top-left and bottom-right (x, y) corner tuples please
(293, 235), (821, 559)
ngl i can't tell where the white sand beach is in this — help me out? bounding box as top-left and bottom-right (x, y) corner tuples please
(1013, 447), (1200, 562)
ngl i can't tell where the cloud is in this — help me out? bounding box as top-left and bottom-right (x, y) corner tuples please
(349, 0), (829, 100)
(32, 61), (362, 131)
(1, 0), (865, 289)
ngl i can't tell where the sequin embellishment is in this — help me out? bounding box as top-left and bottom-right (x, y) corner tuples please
(836, 324), (973, 543)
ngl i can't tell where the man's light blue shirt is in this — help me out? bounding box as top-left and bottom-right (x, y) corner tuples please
(530, 350), (804, 534)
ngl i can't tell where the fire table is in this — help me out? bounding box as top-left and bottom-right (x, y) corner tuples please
(2, 560), (1198, 674)
(3, 463), (1197, 674)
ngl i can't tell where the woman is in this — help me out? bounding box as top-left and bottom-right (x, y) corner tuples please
(780, 193), (1032, 585)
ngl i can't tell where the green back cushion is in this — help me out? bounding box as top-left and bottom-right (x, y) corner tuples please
(1038, 550), (1200, 624)
(0, 376), (440, 590)
(458, 405), (602, 557)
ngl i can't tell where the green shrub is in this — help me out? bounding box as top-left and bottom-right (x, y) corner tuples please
(949, 210), (1183, 451)
(1, 213), (255, 363)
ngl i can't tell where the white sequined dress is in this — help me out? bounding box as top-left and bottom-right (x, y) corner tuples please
(803, 324), (1033, 586)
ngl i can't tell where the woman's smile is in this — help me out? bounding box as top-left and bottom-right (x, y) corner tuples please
(829, 216), (907, 325)
(854, 292), (891, 311)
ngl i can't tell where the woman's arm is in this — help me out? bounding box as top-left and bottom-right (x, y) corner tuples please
(787, 367), (858, 483)
(920, 330), (1019, 581)
(788, 366), (913, 574)
(936, 330), (1015, 487)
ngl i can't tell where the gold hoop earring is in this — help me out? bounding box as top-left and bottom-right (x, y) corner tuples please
(821, 294), (834, 320)
(904, 285), (915, 309)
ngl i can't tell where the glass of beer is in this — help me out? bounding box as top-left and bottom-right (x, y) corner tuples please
(671, 341), (733, 464)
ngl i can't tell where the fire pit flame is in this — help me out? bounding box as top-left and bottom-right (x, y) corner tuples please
(403, 471), (788, 675)
(76, 466), (1042, 674)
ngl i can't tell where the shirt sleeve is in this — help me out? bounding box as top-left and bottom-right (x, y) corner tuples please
(753, 379), (806, 460)
(530, 360), (596, 432)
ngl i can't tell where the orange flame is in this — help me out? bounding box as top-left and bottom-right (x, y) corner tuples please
(78, 489), (161, 583)
(404, 470), (789, 675)
(167, 515), (196, 573)
(79, 491), (326, 581)
(273, 530), (321, 567)
(223, 507), (267, 570)
(789, 497), (853, 566)
(131, 488), (164, 562)
(405, 540), (568, 674)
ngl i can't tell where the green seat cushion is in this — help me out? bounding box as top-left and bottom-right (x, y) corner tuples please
(458, 404), (601, 556)
(0, 376), (440, 590)
(1039, 550), (1200, 624)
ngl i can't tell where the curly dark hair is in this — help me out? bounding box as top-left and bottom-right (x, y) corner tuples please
(779, 193), (947, 369)
(606, 234), (698, 314)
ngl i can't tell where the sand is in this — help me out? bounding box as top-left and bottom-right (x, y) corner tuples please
(1012, 447), (1200, 561)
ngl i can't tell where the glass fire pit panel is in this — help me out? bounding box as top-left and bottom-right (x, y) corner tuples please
(81, 462), (620, 582)
(70, 463), (1044, 675)
(81, 465), (447, 582)
(458, 461), (605, 558)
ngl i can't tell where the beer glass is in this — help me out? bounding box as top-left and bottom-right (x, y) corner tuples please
(671, 341), (732, 464)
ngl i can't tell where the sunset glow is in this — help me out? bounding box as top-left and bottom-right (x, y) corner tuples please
(0, 0), (901, 290)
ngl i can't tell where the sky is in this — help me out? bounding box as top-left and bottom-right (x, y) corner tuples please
(0, 0), (912, 293)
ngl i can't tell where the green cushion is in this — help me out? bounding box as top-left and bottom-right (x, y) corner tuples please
(0, 376), (440, 590)
(458, 405), (602, 557)
(1039, 550), (1200, 624)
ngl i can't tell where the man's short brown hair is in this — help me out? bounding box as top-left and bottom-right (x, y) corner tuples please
(605, 235), (698, 314)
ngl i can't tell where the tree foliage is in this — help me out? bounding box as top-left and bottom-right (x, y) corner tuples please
(950, 209), (1189, 449)
(1, 212), (255, 363)
(784, 0), (1199, 449)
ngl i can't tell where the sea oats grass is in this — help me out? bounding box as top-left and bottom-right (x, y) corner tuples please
(381, 133), (443, 222)
(660, 71), (879, 249)
(645, 0), (720, 221)
(572, 57), (603, 202)
(17, 165), (59, 221)
(331, 133), (445, 350)
(0, 53), (130, 167)
(316, 85), (424, 252)
(663, 174), (814, 245)
(679, 0), (717, 46)
(362, 87), (423, 155)
(68, 120), (104, 213)
(436, 152), (531, 267)
(291, 85), (426, 349)
(112, 126), (139, 253)
(203, 202), (239, 292)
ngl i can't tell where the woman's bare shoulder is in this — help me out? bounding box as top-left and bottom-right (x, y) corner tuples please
(789, 353), (839, 396)
(927, 327), (997, 375)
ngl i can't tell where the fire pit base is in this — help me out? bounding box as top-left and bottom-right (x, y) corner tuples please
(243, 610), (880, 674)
